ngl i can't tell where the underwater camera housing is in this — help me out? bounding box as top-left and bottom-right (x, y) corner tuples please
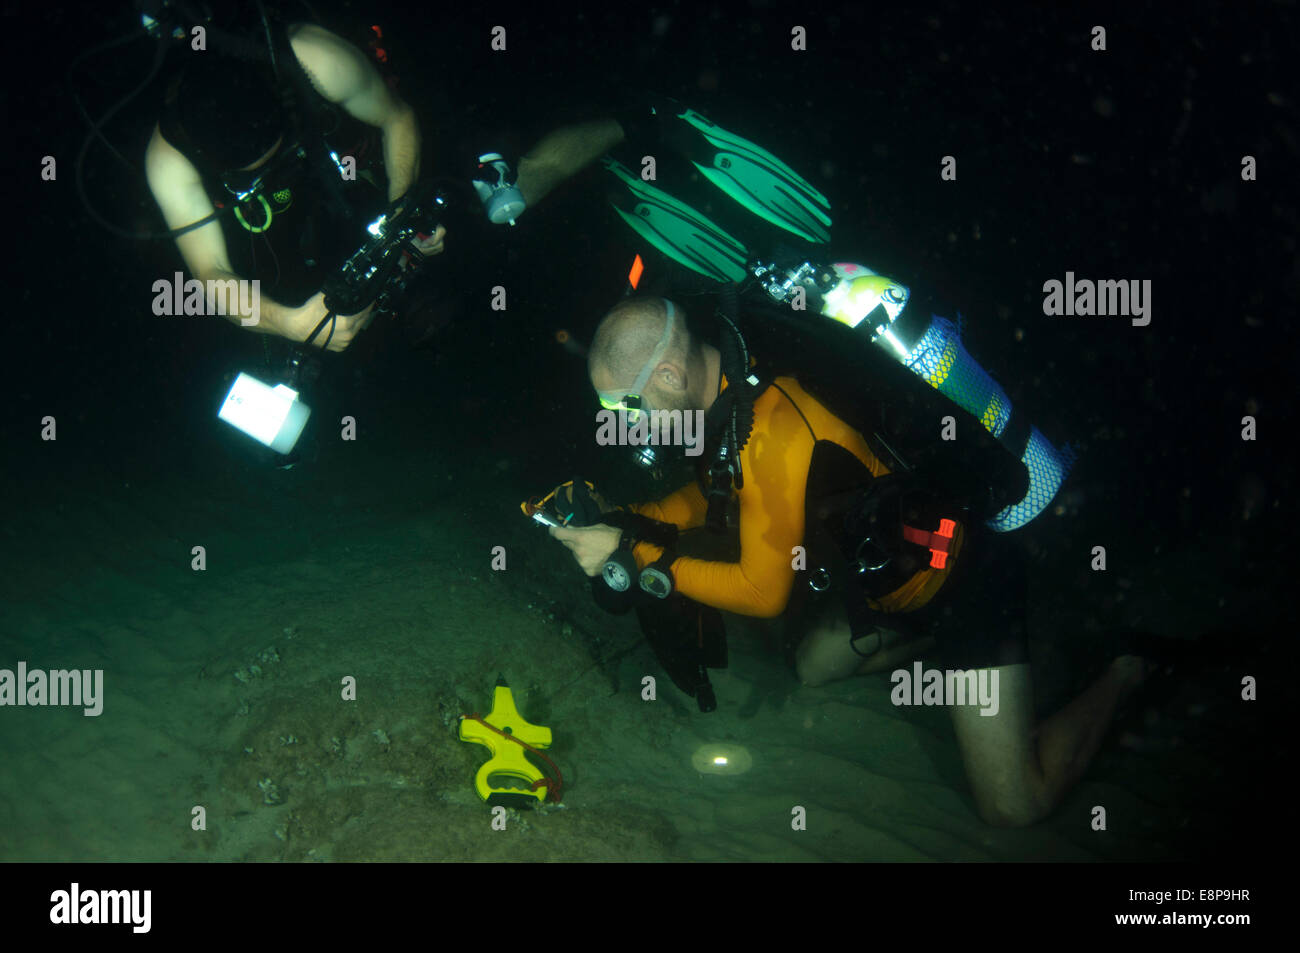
(322, 182), (449, 317)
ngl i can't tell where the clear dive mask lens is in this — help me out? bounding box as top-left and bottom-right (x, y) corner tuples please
(598, 391), (646, 425)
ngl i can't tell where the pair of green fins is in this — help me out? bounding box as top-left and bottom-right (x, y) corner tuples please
(603, 105), (832, 283)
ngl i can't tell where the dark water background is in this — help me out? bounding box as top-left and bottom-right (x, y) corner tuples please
(9, 1), (1292, 538)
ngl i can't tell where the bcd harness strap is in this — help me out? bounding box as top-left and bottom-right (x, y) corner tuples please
(902, 518), (957, 569)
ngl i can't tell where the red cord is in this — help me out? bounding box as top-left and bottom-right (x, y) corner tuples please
(463, 714), (565, 803)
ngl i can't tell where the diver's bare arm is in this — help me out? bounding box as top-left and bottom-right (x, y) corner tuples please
(145, 125), (306, 338)
(187, 269), (306, 337)
(377, 102), (420, 201)
(287, 23), (419, 201)
(515, 119), (626, 207)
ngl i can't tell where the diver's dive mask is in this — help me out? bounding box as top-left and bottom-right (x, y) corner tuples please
(631, 444), (660, 471)
(221, 167), (270, 204)
(218, 137), (298, 202)
(217, 139), (300, 233)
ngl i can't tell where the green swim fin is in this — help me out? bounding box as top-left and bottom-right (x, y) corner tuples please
(603, 157), (751, 284)
(671, 108), (832, 244)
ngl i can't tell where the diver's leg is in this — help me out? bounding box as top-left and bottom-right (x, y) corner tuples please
(1032, 655), (1148, 800)
(515, 119), (625, 206)
(794, 602), (933, 686)
(949, 656), (1148, 827)
(948, 664), (1042, 826)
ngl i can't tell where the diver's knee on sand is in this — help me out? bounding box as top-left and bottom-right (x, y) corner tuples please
(795, 618), (917, 686)
(794, 611), (857, 686)
(973, 790), (1052, 828)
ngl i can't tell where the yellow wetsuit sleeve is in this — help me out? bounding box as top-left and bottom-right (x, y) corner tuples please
(628, 481), (708, 531)
(630, 379), (888, 618)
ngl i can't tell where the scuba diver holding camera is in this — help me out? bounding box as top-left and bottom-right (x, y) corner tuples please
(73, 1), (637, 459)
(141, 6), (445, 353)
(528, 100), (1163, 828)
(79, 0), (629, 361)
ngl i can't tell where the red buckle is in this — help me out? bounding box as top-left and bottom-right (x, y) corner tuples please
(902, 517), (957, 569)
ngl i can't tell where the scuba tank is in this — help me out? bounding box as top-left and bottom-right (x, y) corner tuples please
(677, 279), (1024, 538)
(746, 255), (1076, 532)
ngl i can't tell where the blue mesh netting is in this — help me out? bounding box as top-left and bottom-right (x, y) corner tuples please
(898, 315), (1077, 532)
(905, 316), (1012, 439)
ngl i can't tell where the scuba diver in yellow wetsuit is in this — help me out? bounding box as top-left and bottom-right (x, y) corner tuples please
(552, 295), (1150, 827)
(533, 101), (1158, 827)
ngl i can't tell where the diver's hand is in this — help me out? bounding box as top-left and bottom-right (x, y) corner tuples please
(549, 523), (622, 577)
(410, 225), (446, 257)
(290, 292), (375, 352)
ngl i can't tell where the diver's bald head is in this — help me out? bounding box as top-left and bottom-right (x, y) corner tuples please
(588, 297), (687, 393)
(588, 296), (719, 415)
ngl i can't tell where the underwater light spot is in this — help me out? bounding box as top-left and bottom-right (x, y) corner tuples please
(691, 743), (753, 775)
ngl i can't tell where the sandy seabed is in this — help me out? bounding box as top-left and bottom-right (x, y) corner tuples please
(0, 438), (1259, 862)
